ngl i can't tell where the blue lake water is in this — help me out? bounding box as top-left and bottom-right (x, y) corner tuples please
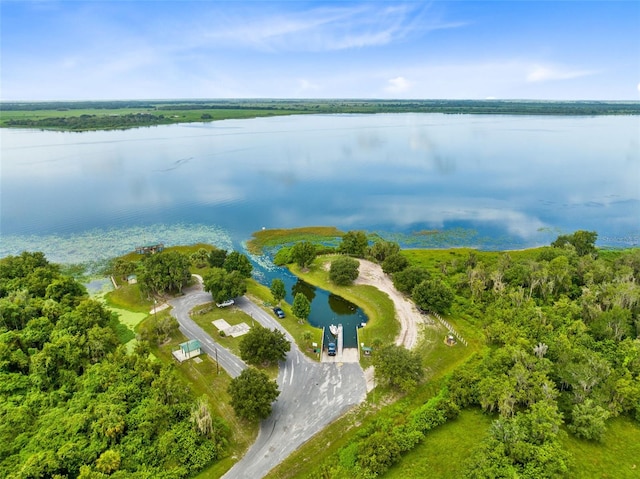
(1, 113), (639, 343)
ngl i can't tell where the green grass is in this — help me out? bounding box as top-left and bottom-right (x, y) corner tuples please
(562, 417), (640, 479)
(384, 408), (495, 479)
(247, 226), (344, 254)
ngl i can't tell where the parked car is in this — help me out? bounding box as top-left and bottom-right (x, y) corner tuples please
(216, 299), (235, 308)
(273, 306), (285, 318)
(327, 342), (336, 356)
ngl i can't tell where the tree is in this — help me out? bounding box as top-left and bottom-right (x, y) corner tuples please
(338, 230), (368, 257)
(291, 241), (317, 269)
(223, 251), (253, 278)
(382, 253), (409, 274)
(372, 344), (424, 392)
(138, 251), (191, 296)
(208, 247), (228, 268)
(270, 278), (286, 304)
(239, 324), (290, 366)
(228, 368), (280, 421)
(109, 258), (137, 281)
(203, 268), (247, 304)
(292, 292), (311, 323)
(552, 230), (598, 257)
(329, 257), (360, 286)
(190, 248), (211, 268)
(393, 266), (430, 295)
(568, 399), (609, 441)
(412, 278), (454, 314)
(369, 240), (400, 262)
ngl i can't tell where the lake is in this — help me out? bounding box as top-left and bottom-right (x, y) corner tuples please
(2, 113), (638, 265)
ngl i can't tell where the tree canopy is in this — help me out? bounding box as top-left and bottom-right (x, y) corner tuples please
(292, 293), (311, 323)
(329, 256), (360, 286)
(291, 241), (317, 269)
(239, 325), (291, 366)
(270, 278), (286, 304)
(372, 344), (425, 392)
(338, 230), (369, 257)
(203, 268), (247, 304)
(223, 251), (253, 278)
(228, 368), (280, 421)
(138, 251), (191, 296)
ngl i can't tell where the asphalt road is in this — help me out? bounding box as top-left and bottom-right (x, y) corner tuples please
(169, 281), (367, 479)
(169, 285), (247, 378)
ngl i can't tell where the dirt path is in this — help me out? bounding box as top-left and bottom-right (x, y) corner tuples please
(354, 259), (423, 350)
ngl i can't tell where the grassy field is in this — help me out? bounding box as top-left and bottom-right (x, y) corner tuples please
(384, 408), (495, 479)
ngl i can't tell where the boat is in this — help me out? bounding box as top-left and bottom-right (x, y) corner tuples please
(329, 324), (339, 336)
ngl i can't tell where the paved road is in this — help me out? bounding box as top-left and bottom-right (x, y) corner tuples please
(169, 285), (247, 378)
(169, 280), (367, 479)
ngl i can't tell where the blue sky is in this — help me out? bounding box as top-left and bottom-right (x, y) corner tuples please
(1, 1), (639, 100)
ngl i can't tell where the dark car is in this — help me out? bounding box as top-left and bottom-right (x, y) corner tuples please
(273, 306), (285, 319)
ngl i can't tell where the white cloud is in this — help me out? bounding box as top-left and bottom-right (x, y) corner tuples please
(386, 76), (411, 94)
(527, 65), (596, 83)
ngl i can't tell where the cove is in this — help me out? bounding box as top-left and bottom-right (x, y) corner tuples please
(260, 265), (367, 348)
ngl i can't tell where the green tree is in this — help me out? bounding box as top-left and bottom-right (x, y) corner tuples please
(291, 241), (317, 269)
(223, 251), (253, 278)
(369, 240), (400, 262)
(412, 278), (454, 314)
(203, 268), (247, 304)
(239, 324), (290, 366)
(568, 399), (609, 441)
(552, 230), (598, 257)
(190, 248), (211, 268)
(382, 253), (409, 274)
(110, 258), (137, 281)
(292, 293), (311, 323)
(338, 230), (369, 257)
(372, 344), (424, 392)
(228, 368), (280, 421)
(208, 247), (228, 268)
(138, 251), (191, 296)
(329, 256), (360, 286)
(393, 266), (430, 295)
(270, 278), (286, 304)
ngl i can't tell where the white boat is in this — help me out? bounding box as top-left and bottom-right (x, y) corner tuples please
(329, 324), (339, 336)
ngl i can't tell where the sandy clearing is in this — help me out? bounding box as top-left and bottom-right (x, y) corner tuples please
(354, 259), (425, 350)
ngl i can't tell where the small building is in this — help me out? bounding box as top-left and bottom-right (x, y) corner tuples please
(135, 243), (165, 255)
(127, 274), (137, 285)
(445, 334), (457, 346)
(172, 339), (202, 362)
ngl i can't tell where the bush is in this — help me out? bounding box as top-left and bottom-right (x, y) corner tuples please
(329, 257), (360, 286)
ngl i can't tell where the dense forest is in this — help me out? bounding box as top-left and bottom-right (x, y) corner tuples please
(0, 252), (229, 478)
(2, 99), (638, 131)
(292, 232), (640, 478)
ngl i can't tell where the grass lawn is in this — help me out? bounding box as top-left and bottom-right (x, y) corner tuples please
(385, 408), (494, 479)
(562, 417), (640, 479)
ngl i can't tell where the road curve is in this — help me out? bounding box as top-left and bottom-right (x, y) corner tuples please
(169, 283), (247, 378)
(168, 279), (367, 479)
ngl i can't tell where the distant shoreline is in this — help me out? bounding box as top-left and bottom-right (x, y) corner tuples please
(2, 99), (639, 132)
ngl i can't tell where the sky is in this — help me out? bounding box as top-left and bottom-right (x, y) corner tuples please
(1, 1), (639, 101)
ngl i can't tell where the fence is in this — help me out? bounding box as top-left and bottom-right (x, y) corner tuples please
(429, 311), (468, 347)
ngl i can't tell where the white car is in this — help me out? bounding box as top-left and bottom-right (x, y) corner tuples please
(216, 299), (235, 308)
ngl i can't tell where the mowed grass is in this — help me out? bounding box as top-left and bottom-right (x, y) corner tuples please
(562, 417), (640, 479)
(385, 408), (494, 479)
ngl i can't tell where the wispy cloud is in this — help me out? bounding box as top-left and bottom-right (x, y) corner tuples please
(204, 3), (466, 52)
(527, 64), (597, 83)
